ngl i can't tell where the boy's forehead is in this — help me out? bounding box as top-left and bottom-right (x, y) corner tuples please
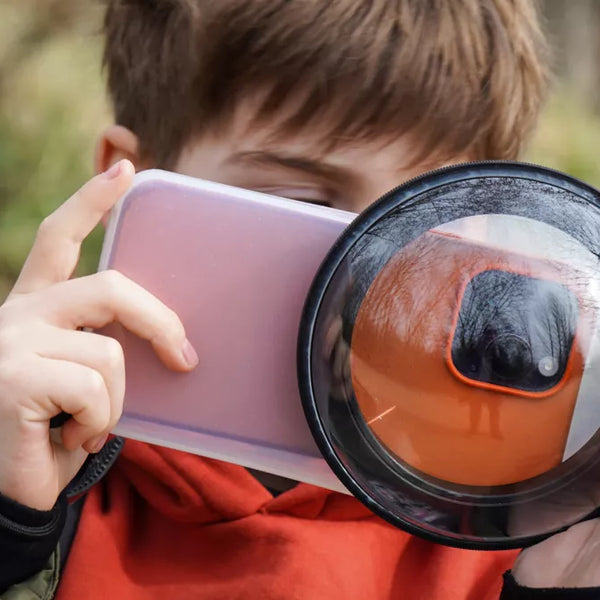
(177, 130), (441, 200)
(180, 98), (454, 186)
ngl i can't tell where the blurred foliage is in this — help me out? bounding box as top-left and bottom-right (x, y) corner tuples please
(528, 91), (600, 186)
(1, 2), (600, 298)
(0, 1), (108, 298)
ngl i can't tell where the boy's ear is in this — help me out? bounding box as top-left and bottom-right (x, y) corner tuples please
(94, 125), (151, 174)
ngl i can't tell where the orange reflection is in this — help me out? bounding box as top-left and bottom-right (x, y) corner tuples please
(351, 231), (595, 486)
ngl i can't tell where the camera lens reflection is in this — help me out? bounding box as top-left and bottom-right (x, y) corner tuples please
(484, 334), (532, 382)
(450, 270), (578, 393)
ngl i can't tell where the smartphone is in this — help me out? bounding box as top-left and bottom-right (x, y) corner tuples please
(99, 170), (355, 492)
(351, 224), (598, 488)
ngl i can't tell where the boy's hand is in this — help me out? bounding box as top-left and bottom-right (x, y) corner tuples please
(512, 518), (600, 588)
(0, 160), (198, 511)
(509, 473), (600, 588)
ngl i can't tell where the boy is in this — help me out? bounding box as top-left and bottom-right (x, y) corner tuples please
(0, 0), (598, 597)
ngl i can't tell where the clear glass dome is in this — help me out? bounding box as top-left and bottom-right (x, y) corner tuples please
(299, 162), (600, 549)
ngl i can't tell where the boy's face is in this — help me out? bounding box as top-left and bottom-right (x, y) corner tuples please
(175, 133), (465, 213)
(103, 104), (472, 212)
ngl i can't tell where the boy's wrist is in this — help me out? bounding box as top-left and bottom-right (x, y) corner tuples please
(0, 488), (66, 530)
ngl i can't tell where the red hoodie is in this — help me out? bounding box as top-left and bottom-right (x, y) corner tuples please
(57, 440), (517, 599)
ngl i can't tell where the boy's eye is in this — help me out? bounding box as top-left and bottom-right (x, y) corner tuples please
(256, 187), (333, 207)
(294, 198), (332, 207)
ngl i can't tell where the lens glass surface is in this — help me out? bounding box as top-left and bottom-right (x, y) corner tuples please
(300, 164), (600, 548)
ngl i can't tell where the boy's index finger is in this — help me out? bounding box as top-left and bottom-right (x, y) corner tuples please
(10, 160), (135, 296)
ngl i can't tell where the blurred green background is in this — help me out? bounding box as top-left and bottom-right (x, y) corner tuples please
(1, 1), (599, 298)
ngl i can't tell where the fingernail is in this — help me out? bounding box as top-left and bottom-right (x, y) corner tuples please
(90, 433), (109, 453)
(182, 338), (199, 367)
(104, 160), (122, 180)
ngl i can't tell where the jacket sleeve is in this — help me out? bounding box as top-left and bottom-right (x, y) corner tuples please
(0, 491), (66, 593)
(0, 437), (122, 596)
(500, 571), (600, 599)
(0, 549), (60, 600)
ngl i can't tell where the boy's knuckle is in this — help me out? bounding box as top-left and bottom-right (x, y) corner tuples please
(36, 214), (58, 241)
(108, 406), (124, 430)
(84, 369), (106, 397)
(166, 307), (184, 332)
(99, 412), (112, 432)
(102, 337), (124, 371)
(99, 269), (125, 299)
(150, 309), (182, 345)
(163, 316), (185, 345)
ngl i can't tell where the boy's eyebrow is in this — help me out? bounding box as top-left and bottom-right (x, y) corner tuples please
(224, 151), (356, 184)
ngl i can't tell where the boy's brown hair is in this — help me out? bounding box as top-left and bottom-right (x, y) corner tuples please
(103, 0), (549, 168)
